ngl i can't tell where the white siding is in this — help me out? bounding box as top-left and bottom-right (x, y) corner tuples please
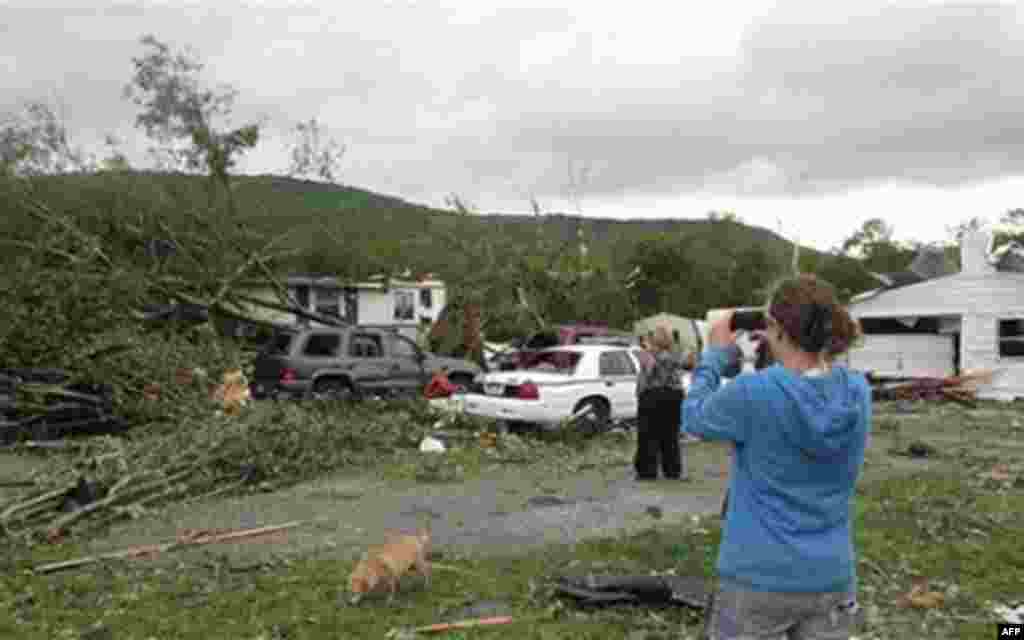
(846, 334), (955, 378)
(431, 287), (447, 322)
(964, 312), (1024, 401)
(852, 273), (1024, 318)
(359, 290), (392, 325)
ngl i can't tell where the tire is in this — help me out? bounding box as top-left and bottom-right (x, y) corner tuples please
(448, 373), (475, 392)
(312, 377), (355, 402)
(572, 397), (611, 435)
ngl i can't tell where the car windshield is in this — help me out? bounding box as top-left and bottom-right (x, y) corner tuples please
(520, 350), (582, 374)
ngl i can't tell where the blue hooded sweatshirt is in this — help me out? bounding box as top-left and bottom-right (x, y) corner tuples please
(682, 346), (871, 593)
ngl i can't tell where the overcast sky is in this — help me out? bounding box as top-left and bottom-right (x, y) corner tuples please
(4, 0), (1024, 251)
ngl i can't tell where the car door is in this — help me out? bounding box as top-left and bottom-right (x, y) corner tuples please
(598, 350), (639, 418)
(295, 331), (344, 383)
(346, 332), (389, 391)
(385, 333), (428, 394)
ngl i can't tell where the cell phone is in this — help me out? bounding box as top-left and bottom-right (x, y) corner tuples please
(730, 310), (767, 332)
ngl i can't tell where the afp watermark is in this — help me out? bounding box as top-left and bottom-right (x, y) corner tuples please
(1000, 623), (1024, 637)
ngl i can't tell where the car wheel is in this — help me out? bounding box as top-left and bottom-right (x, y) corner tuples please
(572, 397), (611, 435)
(449, 373), (475, 392)
(313, 378), (355, 402)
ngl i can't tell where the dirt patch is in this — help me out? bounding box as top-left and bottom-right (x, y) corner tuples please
(73, 432), (945, 570)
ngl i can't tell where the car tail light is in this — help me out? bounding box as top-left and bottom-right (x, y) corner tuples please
(280, 368), (297, 383)
(517, 381), (539, 400)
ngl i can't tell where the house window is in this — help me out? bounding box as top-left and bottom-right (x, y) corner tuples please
(315, 287), (341, 318)
(394, 290), (415, 321)
(420, 288), (433, 309)
(998, 319), (1024, 357)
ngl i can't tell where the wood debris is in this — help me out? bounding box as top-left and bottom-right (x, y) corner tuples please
(412, 616), (515, 634)
(873, 369), (996, 406)
(33, 520), (304, 574)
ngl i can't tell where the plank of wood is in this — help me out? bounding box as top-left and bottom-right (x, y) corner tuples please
(33, 520), (305, 574)
(413, 616), (515, 633)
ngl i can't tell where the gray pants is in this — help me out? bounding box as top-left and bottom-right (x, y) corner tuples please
(703, 582), (858, 640)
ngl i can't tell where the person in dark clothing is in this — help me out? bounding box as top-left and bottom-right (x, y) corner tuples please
(635, 326), (687, 481)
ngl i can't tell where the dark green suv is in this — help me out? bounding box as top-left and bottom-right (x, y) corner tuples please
(251, 327), (481, 400)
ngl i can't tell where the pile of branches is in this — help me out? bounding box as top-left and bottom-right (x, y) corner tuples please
(872, 370), (996, 407)
(0, 174), (347, 430)
(0, 368), (127, 445)
(0, 173), (432, 543)
(0, 397), (452, 543)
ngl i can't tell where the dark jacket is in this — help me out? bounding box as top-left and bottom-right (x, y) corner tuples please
(636, 350), (684, 397)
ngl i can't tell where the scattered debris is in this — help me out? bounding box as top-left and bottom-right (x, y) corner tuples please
(983, 464), (1014, 483)
(993, 602), (1024, 624)
(143, 382), (162, 402)
(419, 436), (446, 454)
(872, 369), (995, 406)
(386, 616), (515, 637)
(0, 369), (127, 444)
(32, 520), (304, 574)
(555, 573), (708, 608)
(414, 616), (515, 634)
(891, 440), (938, 459)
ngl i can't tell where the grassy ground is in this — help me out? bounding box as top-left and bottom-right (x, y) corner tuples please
(2, 401), (1023, 639)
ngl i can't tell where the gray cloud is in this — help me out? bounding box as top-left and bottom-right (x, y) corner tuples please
(3, 1), (1024, 208)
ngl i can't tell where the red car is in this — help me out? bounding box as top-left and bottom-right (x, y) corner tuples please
(493, 324), (637, 371)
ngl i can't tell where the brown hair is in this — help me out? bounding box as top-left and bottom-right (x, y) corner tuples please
(767, 274), (861, 357)
(650, 326), (674, 352)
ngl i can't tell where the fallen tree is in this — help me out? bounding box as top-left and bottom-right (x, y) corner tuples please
(0, 397), (462, 543)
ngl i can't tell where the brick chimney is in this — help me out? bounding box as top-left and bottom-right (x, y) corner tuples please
(960, 230), (995, 276)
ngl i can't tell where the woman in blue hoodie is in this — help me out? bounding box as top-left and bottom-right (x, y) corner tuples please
(684, 275), (870, 640)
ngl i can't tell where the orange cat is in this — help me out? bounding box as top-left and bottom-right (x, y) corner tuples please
(348, 524), (431, 603)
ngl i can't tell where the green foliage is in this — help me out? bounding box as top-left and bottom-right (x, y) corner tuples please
(124, 34), (260, 216)
(285, 118), (346, 183)
(0, 101), (93, 176)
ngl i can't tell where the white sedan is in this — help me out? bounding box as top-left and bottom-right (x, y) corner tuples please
(462, 345), (648, 428)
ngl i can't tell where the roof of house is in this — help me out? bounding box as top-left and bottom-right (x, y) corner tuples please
(851, 271), (1024, 317)
(867, 271), (925, 289)
(241, 273), (446, 290)
(865, 246), (957, 292)
(852, 232), (1024, 317)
